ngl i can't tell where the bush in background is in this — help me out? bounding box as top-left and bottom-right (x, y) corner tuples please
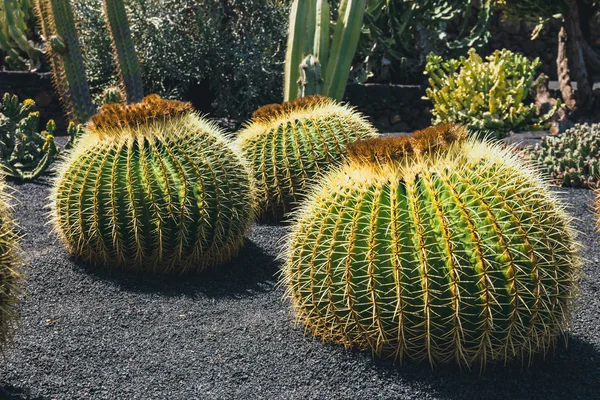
(424, 48), (554, 136)
(75, 0), (288, 120)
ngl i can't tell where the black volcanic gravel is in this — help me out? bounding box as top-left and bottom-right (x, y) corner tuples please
(0, 178), (598, 400)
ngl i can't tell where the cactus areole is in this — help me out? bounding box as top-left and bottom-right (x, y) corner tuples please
(283, 124), (580, 369)
(51, 95), (255, 274)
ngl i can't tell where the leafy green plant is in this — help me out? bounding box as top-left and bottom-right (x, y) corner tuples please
(354, 0), (494, 83)
(51, 95), (255, 273)
(424, 48), (555, 136)
(0, 92), (58, 181)
(74, 0), (288, 121)
(283, 124), (580, 369)
(524, 123), (600, 188)
(236, 95), (378, 221)
(0, 175), (21, 354)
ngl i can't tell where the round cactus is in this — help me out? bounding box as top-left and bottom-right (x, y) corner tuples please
(0, 177), (21, 352)
(283, 124), (580, 369)
(50, 95), (255, 274)
(236, 95), (379, 221)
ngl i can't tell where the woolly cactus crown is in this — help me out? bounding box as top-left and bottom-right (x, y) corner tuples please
(88, 94), (193, 133)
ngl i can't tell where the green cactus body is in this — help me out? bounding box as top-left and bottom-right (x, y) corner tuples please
(51, 95), (255, 273)
(283, 127), (579, 369)
(0, 176), (21, 353)
(102, 0), (143, 103)
(236, 96), (379, 221)
(34, 0), (96, 123)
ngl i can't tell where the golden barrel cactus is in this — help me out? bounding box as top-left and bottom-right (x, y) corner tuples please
(236, 95), (379, 221)
(51, 95), (255, 274)
(283, 124), (580, 369)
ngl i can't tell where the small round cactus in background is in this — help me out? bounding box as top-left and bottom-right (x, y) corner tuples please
(0, 177), (22, 353)
(236, 95), (379, 221)
(51, 95), (255, 274)
(283, 124), (580, 369)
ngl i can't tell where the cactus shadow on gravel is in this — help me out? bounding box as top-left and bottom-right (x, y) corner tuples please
(68, 238), (281, 299)
(366, 335), (600, 400)
(0, 384), (46, 400)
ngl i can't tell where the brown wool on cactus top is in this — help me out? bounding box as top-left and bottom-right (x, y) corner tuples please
(347, 123), (469, 164)
(251, 95), (329, 120)
(89, 94), (194, 132)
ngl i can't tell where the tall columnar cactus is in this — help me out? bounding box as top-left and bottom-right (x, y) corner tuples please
(284, 0), (366, 101)
(102, 0), (143, 103)
(283, 124), (580, 369)
(33, 0), (96, 123)
(236, 95), (379, 221)
(51, 95), (255, 273)
(0, 175), (22, 353)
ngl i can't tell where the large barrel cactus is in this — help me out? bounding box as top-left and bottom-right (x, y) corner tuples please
(236, 95), (379, 221)
(0, 176), (21, 352)
(51, 95), (255, 274)
(283, 124), (580, 369)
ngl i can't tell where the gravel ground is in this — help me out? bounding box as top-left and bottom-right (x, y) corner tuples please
(0, 177), (598, 400)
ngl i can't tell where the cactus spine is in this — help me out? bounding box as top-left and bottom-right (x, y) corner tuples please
(236, 95), (378, 221)
(51, 95), (255, 273)
(102, 0), (143, 103)
(0, 175), (22, 353)
(284, 0), (366, 101)
(33, 0), (96, 123)
(283, 125), (580, 369)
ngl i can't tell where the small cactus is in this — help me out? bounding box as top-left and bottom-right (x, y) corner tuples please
(235, 95), (379, 221)
(0, 93), (59, 181)
(283, 124), (580, 369)
(101, 86), (124, 105)
(51, 95), (255, 273)
(524, 123), (600, 188)
(0, 175), (22, 353)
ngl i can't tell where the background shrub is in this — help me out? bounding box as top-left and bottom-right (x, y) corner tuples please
(424, 48), (552, 136)
(74, 0), (288, 121)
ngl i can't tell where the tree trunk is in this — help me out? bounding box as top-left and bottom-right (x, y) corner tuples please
(557, 26), (576, 111)
(564, 0), (593, 114)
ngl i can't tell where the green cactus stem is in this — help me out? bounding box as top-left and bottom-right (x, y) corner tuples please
(283, 0), (366, 101)
(236, 95), (379, 221)
(102, 0), (143, 103)
(33, 0), (96, 123)
(298, 55), (322, 97)
(51, 95), (256, 273)
(283, 124), (580, 369)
